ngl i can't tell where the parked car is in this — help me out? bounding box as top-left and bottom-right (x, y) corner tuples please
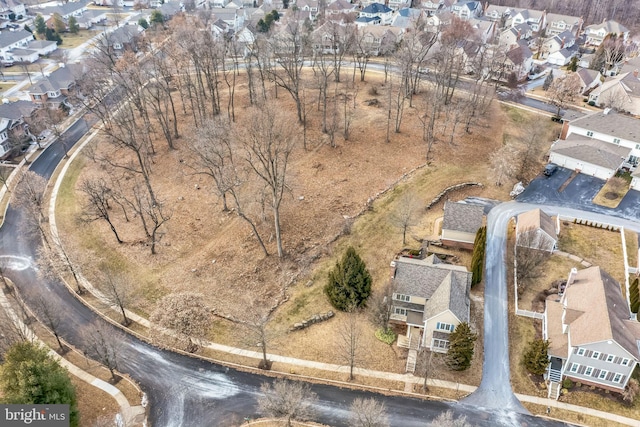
(544, 164), (558, 176)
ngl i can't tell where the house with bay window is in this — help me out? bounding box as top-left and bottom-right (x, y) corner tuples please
(390, 254), (471, 366)
(544, 267), (640, 398)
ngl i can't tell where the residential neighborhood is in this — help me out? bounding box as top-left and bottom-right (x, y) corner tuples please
(0, 0), (639, 426)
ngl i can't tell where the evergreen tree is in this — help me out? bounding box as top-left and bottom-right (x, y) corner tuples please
(523, 338), (550, 375)
(325, 247), (372, 311)
(24, 24), (32, 33)
(150, 10), (164, 26)
(34, 15), (46, 36)
(446, 322), (477, 371)
(630, 277), (639, 314)
(68, 16), (80, 34)
(470, 226), (486, 286)
(542, 70), (554, 91)
(568, 56), (578, 72)
(0, 342), (79, 426)
(138, 18), (149, 30)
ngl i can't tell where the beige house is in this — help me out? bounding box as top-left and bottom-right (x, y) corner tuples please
(390, 255), (471, 371)
(516, 208), (558, 253)
(440, 201), (484, 249)
(544, 267), (640, 398)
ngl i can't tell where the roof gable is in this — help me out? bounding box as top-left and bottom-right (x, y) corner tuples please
(442, 201), (484, 234)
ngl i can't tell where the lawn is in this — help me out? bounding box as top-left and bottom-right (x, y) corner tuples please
(625, 229), (638, 269)
(592, 176), (630, 208)
(59, 30), (100, 49)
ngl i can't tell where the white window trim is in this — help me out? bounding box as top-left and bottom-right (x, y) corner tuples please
(569, 363), (579, 373)
(394, 307), (407, 316)
(585, 366), (593, 376)
(621, 358), (630, 366)
(436, 322), (454, 332)
(606, 354), (614, 363)
(577, 348), (585, 356)
(591, 351), (600, 359)
(599, 370), (608, 379)
(613, 373), (622, 383)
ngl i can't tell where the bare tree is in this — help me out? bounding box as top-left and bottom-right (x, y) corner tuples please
(430, 410), (474, 427)
(82, 323), (122, 382)
(389, 191), (421, 245)
(12, 171), (48, 245)
(79, 178), (123, 244)
(489, 144), (520, 187)
(0, 294), (30, 360)
(238, 107), (297, 258)
(415, 347), (445, 392)
(150, 292), (211, 352)
(369, 280), (397, 333)
(32, 295), (66, 353)
(258, 379), (318, 427)
(547, 73), (582, 117)
(336, 308), (364, 381)
(98, 271), (134, 326)
(243, 303), (282, 370)
(349, 397), (389, 427)
(515, 228), (551, 296)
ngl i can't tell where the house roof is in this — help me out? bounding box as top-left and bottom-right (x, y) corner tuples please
(0, 99), (35, 120)
(0, 28), (32, 49)
(9, 47), (36, 56)
(576, 68), (600, 87)
(569, 111), (640, 144)
(517, 208), (556, 240)
(552, 134), (630, 171)
(35, 0), (87, 17)
(28, 64), (81, 95)
(393, 255), (470, 300)
(423, 267), (470, 323)
(442, 201), (484, 234)
(361, 2), (392, 14)
(27, 39), (56, 50)
(549, 48), (572, 60)
(585, 20), (629, 35)
(327, 0), (355, 11)
(621, 56), (640, 75)
(562, 266), (640, 359)
(506, 43), (532, 63)
(104, 25), (140, 46)
(546, 297), (568, 358)
(545, 13), (581, 26)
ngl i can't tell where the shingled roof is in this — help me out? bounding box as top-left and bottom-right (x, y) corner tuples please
(442, 201), (484, 234)
(551, 134), (630, 170)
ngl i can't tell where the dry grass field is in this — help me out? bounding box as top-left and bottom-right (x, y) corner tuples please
(55, 69), (561, 388)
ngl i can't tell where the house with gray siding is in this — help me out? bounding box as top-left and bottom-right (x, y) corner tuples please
(544, 267), (640, 398)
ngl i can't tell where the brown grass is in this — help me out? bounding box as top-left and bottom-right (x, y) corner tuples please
(558, 221), (626, 284)
(518, 255), (582, 313)
(58, 30), (100, 49)
(522, 402), (630, 427)
(625, 229), (638, 269)
(592, 177), (630, 208)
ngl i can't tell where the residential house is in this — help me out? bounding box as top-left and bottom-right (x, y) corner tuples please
(545, 13), (582, 37)
(7, 47), (37, 63)
(588, 71), (640, 116)
(311, 21), (350, 54)
(540, 30), (575, 59)
(510, 8), (544, 32)
(498, 27), (521, 48)
(621, 56), (640, 76)
(0, 0), (26, 20)
(504, 42), (533, 80)
(0, 29), (33, 63)
(483, 4), (514, 24)
(358, 25), (400, 55)
(391, 255), (471, 363)
(35, 0), (88, 20)
(391, 8), (425, 29)
(75, 9), (108, 30)
(579, 53), (595, 70)
(295, 0), (320, 21)
(551, 109), (640, 178)
(424, 10), (453, 31)
(28, 64), (82, 109)
(27, 39), (57, 56)
(468, 18), (494, 43)
(0, 100), (36, 159)
(548, 48), (575, 66)
(584, 20), (629, 46)
(575, 68), (602, 95)
(387, 0), (410, 12)
(544, 267), (640, 397)
(326, 0), (357, 17)
(440, 201), (484, 250)
(356, 3), (393, 26)
(100, 24), (142, 55)
(211, 8), (245, 31)
(451, 0), (480, 20)
(516, 208), (557, 253)
(422, 0), (454, 16)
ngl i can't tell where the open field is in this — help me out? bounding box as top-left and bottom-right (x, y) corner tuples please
(59, 30), (100, 49)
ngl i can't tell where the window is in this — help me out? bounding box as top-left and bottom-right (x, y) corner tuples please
(591, 351), (600, 359)
(621, 358), (630, 366)
(629, 155), (639, 166)
(394, 307), (407, 316)
(586, 131), (594, 137)
(577, 348), (585, 356)
(606, 354), (615, 363)
(613, 373), (622, 383)
(613, 138), (621, 144)
(569, 363), (579, 373)
(599, 370), (608, 380)
(585, 366), (593, 376)
(393, 293), (411, 302)
(432, 339), (449, 350)
(436, 322), (455, 332)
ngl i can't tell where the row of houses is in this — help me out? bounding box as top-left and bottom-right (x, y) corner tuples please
(0, 29), (57, 64)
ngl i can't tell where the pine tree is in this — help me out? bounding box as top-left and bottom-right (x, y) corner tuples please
(542, 70), (554, 91)
(470, 226), (486, 286)
(34, 14), (46, 37)
(523, 338), (550, 375)
(0, 342), (79, 426)
(68, 16), (79, 34)
(325, 247), (372, 311)
(446, 322), (477, 371)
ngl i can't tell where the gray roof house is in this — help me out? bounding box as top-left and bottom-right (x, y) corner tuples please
(549, 134), (630, 180)
(391, 254), (471, 370)
(516, 208), (558, 253)
(440, 201), (484, 249)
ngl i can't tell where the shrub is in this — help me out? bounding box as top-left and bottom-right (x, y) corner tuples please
(630, 278), (639, 314)
(523, 338), (550, 375)
(408, 249), (421, 257)
(471, 226), (486, 286)
(375, 328), (396, 345)
(325, 247), (372, 311)
(562, 378), (574, 389)
(446, 322), (477, 371)
(588, 100), (596, 106)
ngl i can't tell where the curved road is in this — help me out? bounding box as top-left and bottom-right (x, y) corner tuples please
(0, 119), (577, 426)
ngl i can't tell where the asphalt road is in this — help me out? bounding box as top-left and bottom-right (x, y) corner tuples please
(0, 116), (581, 426)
